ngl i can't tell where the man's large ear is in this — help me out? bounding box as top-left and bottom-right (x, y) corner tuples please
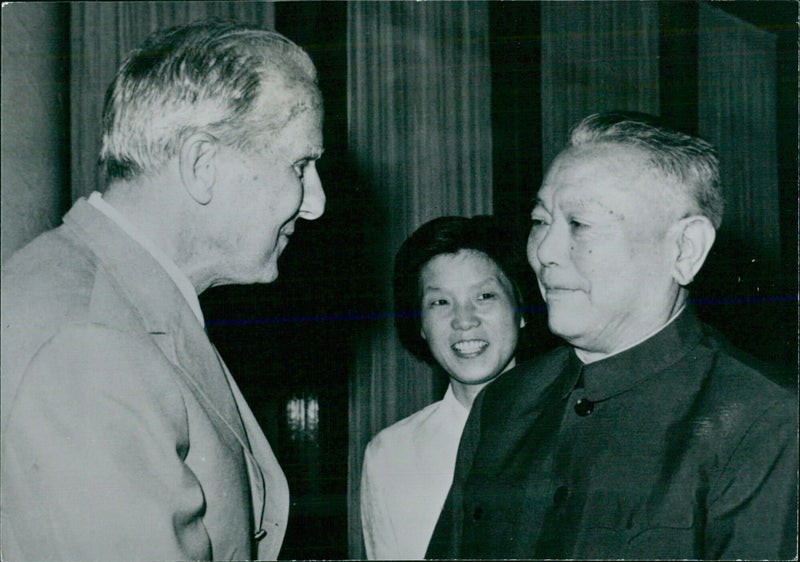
(179, 132), (217, 205)
(670, 215), (716, 286)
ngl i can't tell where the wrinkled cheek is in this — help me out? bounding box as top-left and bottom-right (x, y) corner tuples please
(570, 253), (598, 283)
(570, 243), (617, 279)
(569, 241), (594, 260)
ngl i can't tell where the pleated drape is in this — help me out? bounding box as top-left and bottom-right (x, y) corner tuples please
(346, 2), (493, 556)
(69, 2), (275, 201)
(540, 1), (660, 167)
(697, 4), (780, 265)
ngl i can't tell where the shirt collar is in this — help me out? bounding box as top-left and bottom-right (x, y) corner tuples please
(561, 307), (705, 401)
(88, 192), (205, 326)
(442, 384), (471, 419)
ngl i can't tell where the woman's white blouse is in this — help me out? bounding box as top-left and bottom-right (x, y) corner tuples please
(360, 385), (470, 560)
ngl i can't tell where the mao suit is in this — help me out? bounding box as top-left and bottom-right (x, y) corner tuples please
(1, 199), (289, 560)
(427, 309), (797, 560)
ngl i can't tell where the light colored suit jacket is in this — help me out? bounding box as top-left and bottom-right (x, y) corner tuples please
(1, 199), (289, 561)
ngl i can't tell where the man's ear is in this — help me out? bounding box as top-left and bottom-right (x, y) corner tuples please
(179, 133), (217, 205)
(671, 215), (716, 286)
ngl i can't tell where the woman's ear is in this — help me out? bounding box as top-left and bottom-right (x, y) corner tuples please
(671, 215), (717, 286)
(179, 132), (217, 205)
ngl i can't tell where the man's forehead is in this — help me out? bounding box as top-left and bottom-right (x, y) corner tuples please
(554, 143), (648, 178)
(272, 100), (324, 150)
(253, 76), (322, 125)
(538, 144), (656, 205)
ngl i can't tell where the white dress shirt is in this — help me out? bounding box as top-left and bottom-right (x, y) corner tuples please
(360, 384), (470, 560)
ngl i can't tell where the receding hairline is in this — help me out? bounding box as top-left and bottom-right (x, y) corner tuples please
(246, 73), (323, 141)
(99, 22), (321, 182)
(546, 142), (698, 220)
(561, 112), (723, 229)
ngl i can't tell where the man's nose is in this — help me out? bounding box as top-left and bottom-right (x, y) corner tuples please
(531, 222), (563, 267)
(451, 302), (480, 330)
(299, 164), (325, 220)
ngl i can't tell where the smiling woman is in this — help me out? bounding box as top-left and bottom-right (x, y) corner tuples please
(359, 216), (531, 560)
(419, 251), (523, 405)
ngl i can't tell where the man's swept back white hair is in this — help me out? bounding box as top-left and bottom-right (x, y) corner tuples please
(568, 111), (723, 229)
(100, 19), (319, 184)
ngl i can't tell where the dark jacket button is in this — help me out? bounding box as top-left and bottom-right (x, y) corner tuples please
(553, 485), (570, 505)
(574, 397), (594, 416)
(473, 506), (484, 520)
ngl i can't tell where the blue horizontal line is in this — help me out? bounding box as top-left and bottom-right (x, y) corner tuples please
(205, 295), (796, 328)
(688, 295), (797, 306)
(206, 311), (399, 326)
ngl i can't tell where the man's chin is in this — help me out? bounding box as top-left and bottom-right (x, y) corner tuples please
(232, 264), (280, 286)
(546, 316), (585, 343)
(258, 266), (280, 284)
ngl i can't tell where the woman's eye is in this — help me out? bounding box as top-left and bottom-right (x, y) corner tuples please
(428, 298), (448, 307)
(569, 219), (588, 230)
(477, 292), (496, 300)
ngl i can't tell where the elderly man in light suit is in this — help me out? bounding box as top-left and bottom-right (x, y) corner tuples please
(1, 21), (325, 560)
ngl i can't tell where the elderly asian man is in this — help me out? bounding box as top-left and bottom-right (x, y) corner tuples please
(426, 112), (797, 560)
(1, 20), (325, 560)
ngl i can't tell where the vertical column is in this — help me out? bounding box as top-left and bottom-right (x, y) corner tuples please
(1, 3), (70, 262)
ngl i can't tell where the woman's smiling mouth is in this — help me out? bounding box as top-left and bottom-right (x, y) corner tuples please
(452, 339), (489, 357)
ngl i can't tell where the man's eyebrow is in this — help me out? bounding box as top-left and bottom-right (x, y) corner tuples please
(569, 196), (606, 209)
(578, 197), (614, 211)
(303, 147), (325, 160)
(565, 197), (625, 220)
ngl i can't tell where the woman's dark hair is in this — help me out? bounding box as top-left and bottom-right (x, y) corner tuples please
(393, 215), (531, 365)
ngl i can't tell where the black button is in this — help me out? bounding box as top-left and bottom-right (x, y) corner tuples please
(553, 485), (569, 505)
(574, 398), (594, 416)
(253, 528), (267, 541)
(473, 506), (484, 520)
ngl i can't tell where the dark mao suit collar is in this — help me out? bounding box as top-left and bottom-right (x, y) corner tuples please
(561, 308), (705, 402)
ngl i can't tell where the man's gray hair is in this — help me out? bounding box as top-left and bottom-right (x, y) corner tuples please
(100, 20), (319, 183)
(567, 111), (724, 229)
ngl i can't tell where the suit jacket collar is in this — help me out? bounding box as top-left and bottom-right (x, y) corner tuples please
(62, 198), (247, 445)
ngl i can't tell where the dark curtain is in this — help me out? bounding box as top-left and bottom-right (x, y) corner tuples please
(692, 3), (795, 373)
(698, 4), (780, 264)
(540, 1), (660, 167)
(346, 1), (493, 557)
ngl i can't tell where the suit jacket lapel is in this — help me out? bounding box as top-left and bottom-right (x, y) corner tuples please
(223, 363), (290, 556)
(64, 199), (289, 555)
(63, 199), (247, 446)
